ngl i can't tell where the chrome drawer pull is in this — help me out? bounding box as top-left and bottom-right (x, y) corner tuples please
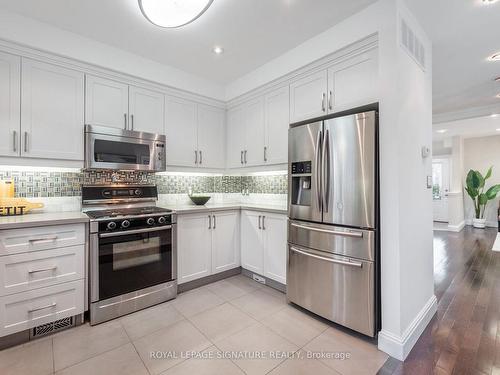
(99, 225), (172, 238)
(28, 266), (57, 274)
(28, 235), (58, 243)
(290, 223), (363, 238)
(28, 302), (57, 313)
(290, 246), (363, 268)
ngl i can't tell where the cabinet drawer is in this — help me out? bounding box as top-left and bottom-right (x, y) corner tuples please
(0, 245), (84, 296)
(0, 279), (84, 337)
(0, 224), (85, 255)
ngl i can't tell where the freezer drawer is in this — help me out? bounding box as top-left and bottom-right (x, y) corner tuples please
(288, 220), (375, 261)
(287, 244), (375, 337)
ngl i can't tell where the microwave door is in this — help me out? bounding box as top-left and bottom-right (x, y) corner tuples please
(288, 121), (323, 223)
(322, 111), (376, 229)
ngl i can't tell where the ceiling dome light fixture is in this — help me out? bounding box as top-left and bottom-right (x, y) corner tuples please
(212, 46), (224, 55)
(488, 52), (500, 61)
(138, 0), (214, 28)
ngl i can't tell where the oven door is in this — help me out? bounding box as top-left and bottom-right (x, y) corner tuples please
(92, 226), (175, 302)
(85, 131), (164, 171)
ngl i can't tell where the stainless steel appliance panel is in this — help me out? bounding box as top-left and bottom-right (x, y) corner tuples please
(288, 121), (323, 223)
(287, 244), (375, 337)
(322, 111), (376, 228)
(288, 220), (375, 261)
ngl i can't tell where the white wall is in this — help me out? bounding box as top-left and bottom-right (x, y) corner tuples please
(463, 135), (500, 226)
(0, 9), (225, 101)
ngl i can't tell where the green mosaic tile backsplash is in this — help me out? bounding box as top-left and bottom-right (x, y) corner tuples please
(0, 170), (287, 198)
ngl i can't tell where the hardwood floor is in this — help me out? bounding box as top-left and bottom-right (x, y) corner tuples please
(379, 226), (500, 374)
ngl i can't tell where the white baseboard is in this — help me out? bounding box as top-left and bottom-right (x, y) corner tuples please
(447, 221), (465, 232)
(464, 219), (498, 228)
(378, 294), (437, 360)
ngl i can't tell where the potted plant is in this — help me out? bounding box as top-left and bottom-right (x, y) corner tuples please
(465, 167), (500, 228)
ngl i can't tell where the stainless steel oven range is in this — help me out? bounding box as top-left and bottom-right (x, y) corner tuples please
(83, 185), (177, 325)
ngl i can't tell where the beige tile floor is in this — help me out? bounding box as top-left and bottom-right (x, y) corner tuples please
(0, 275), (388, 375)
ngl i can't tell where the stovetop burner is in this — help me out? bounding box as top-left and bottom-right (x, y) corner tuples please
(85, 206), (172, 220)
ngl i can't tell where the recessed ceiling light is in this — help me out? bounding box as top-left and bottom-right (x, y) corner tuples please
(138, 0), (214, 28)
(491, 113), (499, 118)
(482, 0), (499, 4)
(488, 52), (500, 61)
(496, 128), (500, 131)
(212, 46), (224, 55)
(436, 129), (448, 134)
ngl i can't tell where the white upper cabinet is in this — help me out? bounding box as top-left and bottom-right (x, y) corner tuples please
(197, 104), (225, 169)
(165, 95), (198, 167)
(243, 97), (265, 167)
(85, 75), (128, 129)
(289, 70), (328, 123)
(0, 52), (20, 157)
(226, 105), (246, 168)
(264, 86), (289, 165)
(327, 48), (378, 113)
(128, 86), (165, 134)
(21, 59), (84, 160)
(211, 211), (240, 274)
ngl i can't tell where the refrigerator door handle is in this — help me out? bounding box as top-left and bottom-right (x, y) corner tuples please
(322, 129), (330, 212)
(315, 130), (322, 212)
(290, 246), (363, 268)
(290, 222), (364, 238)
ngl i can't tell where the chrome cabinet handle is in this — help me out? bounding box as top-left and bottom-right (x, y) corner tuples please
(262, 216), (266, 230)
(208, 215), (211, 229)
(328, 90), (333, 110)
(99, 225), (172, 238)
(28, 302), (57, 314)
(28, 266), (57, 274)
(13, 130), (17, 152)
(195, 150), (198, 164)
(28, 235), (58, 243)
(290, 222), (363, 238)
(258, 215), (262, 230)
(200, 150), (203, 165)
(124, 113), (127, 130)
(241, 151), (244, 164)
(213, 215), (216, 229)
(290, 246), (363, 268)
(315, 130), (322, 211)
(244, 150), (247, 164)
(322, 129), (330, 212)
(131, 114), (134, 130)
(321, 93), (326, 112)
(264, 146), (267, 162)
(24, 132), (28, 153)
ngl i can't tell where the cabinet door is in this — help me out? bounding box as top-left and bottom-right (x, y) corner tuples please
(264, 86), (289, 165)
(85, 75), (129, 129)
(165, 96), (198, 167)
(197, 104), (225, 169)
(212, 211), (240, 274)
(128, 86), (165, 134)
(327, 49), (378, 113)
(21, 59), (84, 160)
(262, 213), (287, 284)
(0, 52), (20, 157)
(244, 97), (266, 166)
(289, 70), (327, 123)
(240, 211), (264, 275)
(226, 105), (246, 168)
(177, 214), (212, 284)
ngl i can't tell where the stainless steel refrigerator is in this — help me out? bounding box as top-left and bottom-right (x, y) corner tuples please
(287, 107), (379, 337)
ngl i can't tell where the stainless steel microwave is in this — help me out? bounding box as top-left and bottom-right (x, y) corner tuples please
(84, 125), (166, 171)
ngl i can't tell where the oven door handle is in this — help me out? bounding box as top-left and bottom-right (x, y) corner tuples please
(99, 225), (172, 238)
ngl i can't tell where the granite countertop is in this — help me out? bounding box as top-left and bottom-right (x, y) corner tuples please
(0, 211), (89, 230)
(163, 202), (288, 215)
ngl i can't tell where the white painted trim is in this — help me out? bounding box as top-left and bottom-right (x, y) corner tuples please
(464, 220), (498, 228)
(447, 221), (465, 232)
(433, 103), (500, 124)
(378, 294), (437, 360)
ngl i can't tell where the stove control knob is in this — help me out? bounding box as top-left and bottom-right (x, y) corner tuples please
(121, 220), (130, 229)
(134, 189), (142, 196)
(107, 222), (117, 231)
(158, 216), (166, 224)
(146, 217), (155, 226)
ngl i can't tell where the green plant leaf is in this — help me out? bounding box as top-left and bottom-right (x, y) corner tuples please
(486, 184), (500, 200)
(465, 186), (478, 199)
(485, 166), (493, 180)
(466, 170), (482, 190)
(478, 193), (488, 205)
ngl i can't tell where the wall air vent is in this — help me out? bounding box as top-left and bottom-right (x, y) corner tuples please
(400, 16), (426, 71)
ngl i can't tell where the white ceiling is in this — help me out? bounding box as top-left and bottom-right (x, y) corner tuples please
(433, 114), (500, 141)
(0, 0), (376, 85)
(406, 0), (500, 117)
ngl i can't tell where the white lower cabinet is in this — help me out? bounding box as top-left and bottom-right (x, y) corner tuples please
(177, 210), (240, 284)
(241, 210), (287, 284)
(0, 223), (86, 338)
